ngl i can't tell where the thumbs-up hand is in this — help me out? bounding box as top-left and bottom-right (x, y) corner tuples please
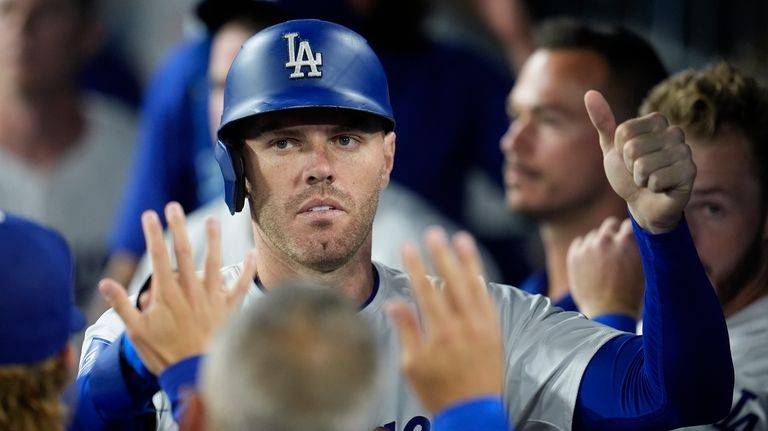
(584, 90), (695, 234)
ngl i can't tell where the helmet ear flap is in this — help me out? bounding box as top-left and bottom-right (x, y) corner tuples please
(232, 147), (247, 213)
(215, 140), (247, 214)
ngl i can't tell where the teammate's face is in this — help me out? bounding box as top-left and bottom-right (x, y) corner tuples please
(242, 109), (395, 272)
(501, 49), (615, 220)
(0, 0), (91, 95)
(685, 128), (768, 303)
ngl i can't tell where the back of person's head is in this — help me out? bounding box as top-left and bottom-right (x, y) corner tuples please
(640, 62), (768, 203)
(202, 284), (377, 431)
(0, 211), (84, 431)
(535, 17), (668, 122)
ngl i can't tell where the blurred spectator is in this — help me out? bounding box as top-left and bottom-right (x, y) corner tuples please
(0, 211), (85, 431)
(0, 0), (136, 306)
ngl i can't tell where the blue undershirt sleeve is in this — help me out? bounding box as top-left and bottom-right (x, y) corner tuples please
(158, 355), (202, 424)
(574, 215), (734, 431)
(69, 334), (160, 430)
(434, 397), (512, 431)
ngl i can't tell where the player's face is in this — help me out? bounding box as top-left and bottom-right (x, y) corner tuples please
(0, 0), (90, 95)
(685, 128), (768, 304)
(242, 109), (395, 272)
(501, 49), (615, 220)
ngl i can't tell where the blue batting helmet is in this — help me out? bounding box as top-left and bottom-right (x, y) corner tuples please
(215, 19), (395, 214)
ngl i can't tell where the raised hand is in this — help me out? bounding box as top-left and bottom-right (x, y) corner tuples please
(568, 217), (644, 319)
(387, 227), (503, 414)
(98, 202), (257, 375)
(585, 90), (696, 233)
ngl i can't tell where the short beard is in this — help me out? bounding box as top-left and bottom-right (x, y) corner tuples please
(249, 183), (379, 273)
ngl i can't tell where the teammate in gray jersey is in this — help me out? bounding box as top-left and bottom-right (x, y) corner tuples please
(569, 62), (768, 430)
(73, 19), (733, 430)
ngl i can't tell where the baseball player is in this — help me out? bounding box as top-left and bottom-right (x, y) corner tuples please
(73, 19), (733, 430)
(570, 62), (768, 430)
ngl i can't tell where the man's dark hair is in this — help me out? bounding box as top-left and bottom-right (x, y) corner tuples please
(535, 17), (668, 122)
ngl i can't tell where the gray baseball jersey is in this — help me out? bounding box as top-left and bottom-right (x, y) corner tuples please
(676, 294), (768, 431)
(80, 261), (620, 431)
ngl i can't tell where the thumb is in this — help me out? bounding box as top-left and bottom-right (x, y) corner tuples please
(584, 90), (617, 155)
(99, 278), (141, 329)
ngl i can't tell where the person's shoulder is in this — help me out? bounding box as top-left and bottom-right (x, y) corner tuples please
(152, 35), (212, 80)
(141, 35), (212, 108)
(484, 280), (557, 319)
(484, 280), (615, 339)
(729, 296), (768, 383)
(79, 295), (136, 371)
(486, 280), (544, 304)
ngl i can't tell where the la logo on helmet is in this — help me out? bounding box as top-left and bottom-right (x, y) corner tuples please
(284, 32), (323, 79)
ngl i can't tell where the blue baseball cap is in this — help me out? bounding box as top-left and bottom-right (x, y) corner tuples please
(0, 211), (85, 365)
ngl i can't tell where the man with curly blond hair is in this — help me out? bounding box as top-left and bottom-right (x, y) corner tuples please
(571, 62), (768, 430)
(640, 62), (768, 430)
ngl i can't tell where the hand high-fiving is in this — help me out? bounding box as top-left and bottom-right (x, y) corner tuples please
(98, 202), (257, 375)
(585, 90), (696, 233)
(387, 228), (503, 414)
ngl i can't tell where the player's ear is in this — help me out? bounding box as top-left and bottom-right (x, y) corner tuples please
(180, 392), (206, 431)
(379, 131), (396, 190)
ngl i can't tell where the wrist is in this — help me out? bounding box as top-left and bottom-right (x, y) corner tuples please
(627, 206), (681, 234)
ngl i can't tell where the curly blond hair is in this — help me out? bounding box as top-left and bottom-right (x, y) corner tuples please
(640, 61), (768, 201)
(0, 355), (70, 431)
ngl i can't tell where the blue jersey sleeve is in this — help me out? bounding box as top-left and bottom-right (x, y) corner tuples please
(434, 397), (512, 431)
(574, 215), (734, 430)
(70, 335), (160, 430)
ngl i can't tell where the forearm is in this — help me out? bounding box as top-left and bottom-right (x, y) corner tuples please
(574, 215), (733, 430)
